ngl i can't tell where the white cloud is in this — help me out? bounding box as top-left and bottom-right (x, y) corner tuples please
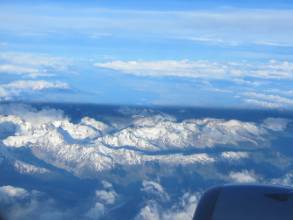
(0, 185), (69, 220)
(244, 92), (293, 109)
(188, 38), (293, 48)
(135, 202), (160, 220)
(85, 184), (118, 219)
(95, 60), (242, 79)
(1, 6), (293, 47)
(96, 60), (228, 79)
(3, 80), (69, 90)
(244, 99), (282, 109)
(188, 36), (241, 46)
(95, 190), (117, 205)
(161, 193), (198, 220)
(95, 60), (293, 80)
(86, 202), (105, 220)
(229, 170), (259, 183)
(101, 181), (113, 189)
(0, 52), (71, 78)
(263, 89), (293, 98)
(135, 192), (199, 220)
(262, 118), (291, 131)
(0, 185), (28, 203)
(271, 172), (293, 186)
(0, 80), (70, 100)
(221, 151), (249, 161)
(0, 64), (40, 77)
(0, 103), (65, 124)
(142, 181), (169, 202)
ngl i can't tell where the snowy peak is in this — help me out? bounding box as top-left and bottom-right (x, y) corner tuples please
(0, 103), (291, 178)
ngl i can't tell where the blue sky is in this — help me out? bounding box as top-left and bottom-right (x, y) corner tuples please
(0, 0), (293, 109)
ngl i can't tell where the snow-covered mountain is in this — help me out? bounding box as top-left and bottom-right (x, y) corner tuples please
(0, 103), (292, 220)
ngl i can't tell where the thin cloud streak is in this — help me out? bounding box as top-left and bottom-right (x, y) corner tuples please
(0, 6), (293, 46)
(95, 60), (293, 80)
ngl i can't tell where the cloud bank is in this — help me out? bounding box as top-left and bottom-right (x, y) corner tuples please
(1, 5), (293, 47)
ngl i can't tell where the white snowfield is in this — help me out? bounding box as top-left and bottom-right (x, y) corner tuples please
(0, 104), (290, 178)
(101, 115), (266, 150)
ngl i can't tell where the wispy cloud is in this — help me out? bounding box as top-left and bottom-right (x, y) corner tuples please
(243, 92), (293, 109)
(0, 52), (71, 77)
(2, 80), (69, 90)
(95, 60), (293, 80)
(0, 80), (70, 100)
(1, 5), (293, 47)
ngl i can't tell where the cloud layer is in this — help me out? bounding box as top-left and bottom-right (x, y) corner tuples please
(95, 60), (293, 80)
(1, 5), (293, 47)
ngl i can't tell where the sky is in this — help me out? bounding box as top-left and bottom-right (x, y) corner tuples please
(0, 0), (293, 109)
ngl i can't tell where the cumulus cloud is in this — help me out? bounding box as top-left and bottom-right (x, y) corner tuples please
(95, 60), (293, 80)
(95, 190), (117, 205)
(229, 170), (259, 183)
(135, 192), (199, 220)
(0, 183), (119, 220)
(161, 193), (198, 220)
(0, 185), (28, 203)
(85, 184), (118, 219)
(0, 185), (68, 220)
(142, 181), (169, 202)
(135, 202), (160, 220)
(86, 202), (105, 220)
(0, 103), (65, 124)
